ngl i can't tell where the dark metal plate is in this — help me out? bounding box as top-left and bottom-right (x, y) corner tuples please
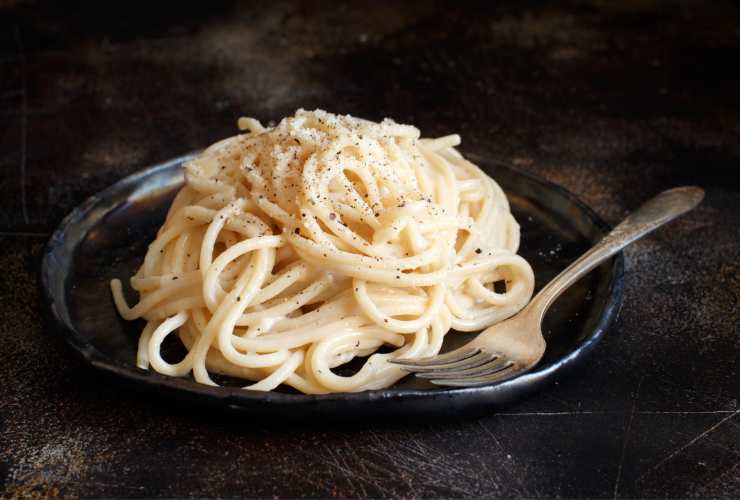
(41, 153), (624, 419)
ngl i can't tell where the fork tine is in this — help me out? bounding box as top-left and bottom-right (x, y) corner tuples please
(415, 357), (511, 380)
(390, 347), (480, 368)
(429, 364), (517, 387)
(397, 351), (494, 373)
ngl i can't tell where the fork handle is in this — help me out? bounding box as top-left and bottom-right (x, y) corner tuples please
(528, 186), (705, 318)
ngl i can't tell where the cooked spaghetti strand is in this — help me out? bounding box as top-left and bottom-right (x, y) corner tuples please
(111, 109), (534, 393)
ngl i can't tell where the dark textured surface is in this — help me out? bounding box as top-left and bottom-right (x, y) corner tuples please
(1, 1), (738, 498)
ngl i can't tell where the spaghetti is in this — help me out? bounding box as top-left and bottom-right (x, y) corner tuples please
(111, 109), (534, 393)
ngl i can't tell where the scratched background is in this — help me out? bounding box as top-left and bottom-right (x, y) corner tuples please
(1, 1), (738, 498)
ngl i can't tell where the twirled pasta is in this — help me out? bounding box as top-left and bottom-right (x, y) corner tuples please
(111, 109), (534, 393)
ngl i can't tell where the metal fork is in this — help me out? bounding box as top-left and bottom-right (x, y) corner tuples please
(390, 186), (705, 387)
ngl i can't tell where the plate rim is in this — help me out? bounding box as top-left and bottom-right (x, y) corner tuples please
(40, 152), (625, 409)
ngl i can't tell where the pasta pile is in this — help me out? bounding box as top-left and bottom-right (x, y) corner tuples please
(111, 109), (534, 393)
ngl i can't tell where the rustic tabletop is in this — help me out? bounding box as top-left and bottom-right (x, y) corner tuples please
(1, 2), (738, 498)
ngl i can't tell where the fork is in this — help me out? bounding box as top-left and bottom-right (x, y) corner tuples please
(390, 186), (705, 387)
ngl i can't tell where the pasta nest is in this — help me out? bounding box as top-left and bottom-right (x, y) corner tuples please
(112, 109), (534, 394)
